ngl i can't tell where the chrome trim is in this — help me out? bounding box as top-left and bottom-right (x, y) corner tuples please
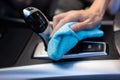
(33, 41), (107, 59)
(23, 7), (40, 18)
(101, 20), (113, 26)
(23, 7), (49, 24)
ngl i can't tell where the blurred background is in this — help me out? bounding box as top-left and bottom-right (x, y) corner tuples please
(0, 0), (114, 21)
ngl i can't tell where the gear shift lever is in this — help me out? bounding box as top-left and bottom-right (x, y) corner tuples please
(23, 7), (52, 50)
(23, 7), (49, 33)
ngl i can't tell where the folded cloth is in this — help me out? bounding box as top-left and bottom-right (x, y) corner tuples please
(47, 22), (104, 61)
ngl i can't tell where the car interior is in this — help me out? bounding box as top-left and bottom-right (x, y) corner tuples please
(0, 0), (120, 80)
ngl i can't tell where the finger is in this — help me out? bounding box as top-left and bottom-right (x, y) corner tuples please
(53, 13), (66, 29)
(50, 17), (74, 37)
(70, 19), (90, 32)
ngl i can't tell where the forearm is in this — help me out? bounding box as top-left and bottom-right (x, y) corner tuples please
(89, 0), (110, 16)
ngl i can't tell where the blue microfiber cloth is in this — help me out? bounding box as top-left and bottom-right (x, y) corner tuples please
(47, 22), (104, 61)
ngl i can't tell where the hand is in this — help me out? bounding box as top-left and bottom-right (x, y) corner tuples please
(50, 9), (103, 37)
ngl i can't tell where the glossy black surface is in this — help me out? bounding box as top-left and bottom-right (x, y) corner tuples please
(25, 11), (48, 33)
(0, 18), (33, 68)
(16, 24), (119, 67)
(0, 18), (119, 68)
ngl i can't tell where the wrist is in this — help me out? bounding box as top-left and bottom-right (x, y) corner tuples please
(89, 0), (110, 17)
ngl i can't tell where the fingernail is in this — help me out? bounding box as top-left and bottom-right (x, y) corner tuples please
(50, 32), (53, 38)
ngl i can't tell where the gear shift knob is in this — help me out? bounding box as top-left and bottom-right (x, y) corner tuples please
(23, 7), (49, 33)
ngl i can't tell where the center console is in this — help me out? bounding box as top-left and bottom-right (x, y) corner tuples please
(0, 13), (120, 79)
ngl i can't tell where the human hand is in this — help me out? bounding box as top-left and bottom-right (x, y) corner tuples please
(50, 9), (103, 37)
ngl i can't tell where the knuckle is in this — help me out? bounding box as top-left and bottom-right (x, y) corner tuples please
(53, 16), (58, 21)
